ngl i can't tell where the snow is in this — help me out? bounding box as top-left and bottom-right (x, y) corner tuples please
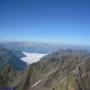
(21, 52), (46, 64)
(32, 80), (41, 88)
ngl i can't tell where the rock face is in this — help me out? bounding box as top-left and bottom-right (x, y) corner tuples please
(0, 49), (90, 90)
(0, 64), (33, 90)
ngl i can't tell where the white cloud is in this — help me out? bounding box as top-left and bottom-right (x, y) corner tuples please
(21, 52), (46, 64)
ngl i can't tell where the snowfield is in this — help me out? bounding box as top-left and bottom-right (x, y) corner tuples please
(21, 52), (46, 64)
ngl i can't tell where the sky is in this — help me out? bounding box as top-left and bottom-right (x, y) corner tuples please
(0, 0), (90, 45)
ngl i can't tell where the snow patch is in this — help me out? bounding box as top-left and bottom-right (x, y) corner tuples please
(32, 80), (41, 88)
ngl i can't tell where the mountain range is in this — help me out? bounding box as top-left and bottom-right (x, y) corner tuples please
(0, 41), (90, 54)
(0, 46), (90, 90)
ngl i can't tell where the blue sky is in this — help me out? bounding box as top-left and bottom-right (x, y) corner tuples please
(0, 0), (90, 45)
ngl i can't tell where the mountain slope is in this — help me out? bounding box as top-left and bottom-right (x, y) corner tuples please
(0, 64), (33, 90)
(0, 47), (27, 70)
(30, 49), (90, 90)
